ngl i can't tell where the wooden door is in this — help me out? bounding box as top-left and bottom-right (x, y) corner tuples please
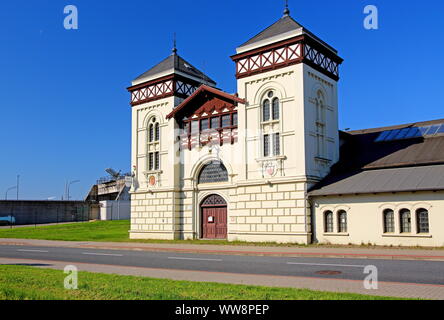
(201, 195), (227, 239)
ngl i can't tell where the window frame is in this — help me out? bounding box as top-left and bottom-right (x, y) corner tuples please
(198, 161), (229, 185)
(337, 210), (347, 233)
(416, 209), (430, 234)
(383, 209), (395, 233)
(324, 211), (334, 233)
(400, 209), (412, 234)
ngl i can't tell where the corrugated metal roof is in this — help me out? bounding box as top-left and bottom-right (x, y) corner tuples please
(309, 118), (444, 196)
(134, 53), (216, 85)
(309, 165), (444, 196)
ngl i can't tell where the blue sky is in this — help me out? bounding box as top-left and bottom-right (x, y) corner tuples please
(0, 0), (443, 200)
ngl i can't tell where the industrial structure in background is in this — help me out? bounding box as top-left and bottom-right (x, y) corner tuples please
(86, 168), (132, 221)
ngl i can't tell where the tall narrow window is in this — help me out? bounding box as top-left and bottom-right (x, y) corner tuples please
(416, 209), (430, 234)
(316, 92), (327, 158)
(232, 113), (238, 126)
(400, 209), (411, 233)
(324, 211), (333, 233)
(338, 211), (347, 233)
(154, 152), (160, 170)
(272, 98), (280, 120)
(149, 124), (154, 142)
(154, 123), (160, 141)
(383, 209), (395, 233)
(148, 153), (154, 171)
(263, 100), (270, 122)
(263, 134), (270, 157)
(273, 133), (280, 156)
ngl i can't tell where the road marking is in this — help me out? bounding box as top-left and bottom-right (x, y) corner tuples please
(17, 249), (49, 253)
(82, 252), (123, 257)
(287, 262), (366, 268)
(168, 257), (223, 262)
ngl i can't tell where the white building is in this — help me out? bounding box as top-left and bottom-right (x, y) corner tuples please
(128, 8), (444, 247)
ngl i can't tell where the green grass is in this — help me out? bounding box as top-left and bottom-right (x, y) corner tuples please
(0, 265), (404, 300)
(0, 221), (131, 242)
(0, 220), (303, 246)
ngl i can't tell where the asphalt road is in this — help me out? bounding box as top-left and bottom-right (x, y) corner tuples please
(1, 244), (444, 285)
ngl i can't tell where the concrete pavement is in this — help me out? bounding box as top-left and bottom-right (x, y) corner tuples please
(1, 238), (444, 261)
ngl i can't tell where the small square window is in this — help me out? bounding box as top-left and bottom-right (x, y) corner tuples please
(222, 115), (231, 128)
(201, 119), (209, 131)
(211, 117), (220, 129)
(191, 121), (199, 134)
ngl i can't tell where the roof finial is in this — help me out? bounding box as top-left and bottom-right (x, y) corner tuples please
(283, 0), (290, 16)
(172, 32), (177, 55)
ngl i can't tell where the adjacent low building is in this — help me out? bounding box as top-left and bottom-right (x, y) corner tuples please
(310, 120), (444, 247)
(86, 175), (131, 220)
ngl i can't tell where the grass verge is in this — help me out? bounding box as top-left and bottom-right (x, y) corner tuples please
(0, 265), (404, 300)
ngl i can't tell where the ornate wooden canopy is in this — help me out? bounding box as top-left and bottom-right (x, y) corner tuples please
(166, 85), (245, 120)
(167, 85), (245, 151)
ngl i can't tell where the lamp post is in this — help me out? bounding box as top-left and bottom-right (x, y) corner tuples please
(16, 175), (20, 200)
(67, 180), (80, 200)
(5, 186), (17, 200)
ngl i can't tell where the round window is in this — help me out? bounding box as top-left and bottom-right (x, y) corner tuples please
(267, 91), (274, 98)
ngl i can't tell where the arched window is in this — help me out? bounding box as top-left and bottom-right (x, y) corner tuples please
(315, 91), (327, 158)
(262, 100), (270, 122)
(198, 161), (229, 184)
(324, 211), (333, 233)
(383, 209), (395, 233)
(338, 210), (347, 233)
(262, 91), (281, 158)
(272, 98), (280, 120)
(147, 117), (160, 171)
(400, 209), (411, 233)
(416, 209), (430, 234)
(154, 123), (160, 141)
(149, 124), (154, 142)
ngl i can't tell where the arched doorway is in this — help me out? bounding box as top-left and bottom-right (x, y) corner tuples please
(201, 194), (227, 239)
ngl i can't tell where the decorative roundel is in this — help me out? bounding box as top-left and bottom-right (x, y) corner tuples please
(149, 175), (156, 186)
(267, 91), (274, 98)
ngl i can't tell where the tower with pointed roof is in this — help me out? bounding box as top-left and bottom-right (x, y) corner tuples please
(128, 47), (218, 240)
(228, 6), (343, 242)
